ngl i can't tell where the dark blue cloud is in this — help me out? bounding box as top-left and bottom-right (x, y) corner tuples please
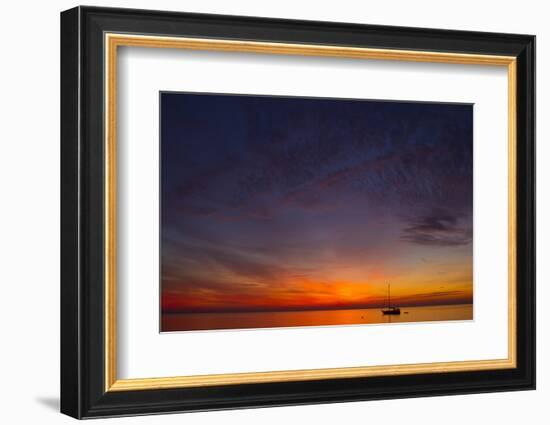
(400, 208), (472, 246)
(161, 94), (472, 226)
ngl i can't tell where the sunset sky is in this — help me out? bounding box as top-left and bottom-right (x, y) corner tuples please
(160, 93), (473, 314)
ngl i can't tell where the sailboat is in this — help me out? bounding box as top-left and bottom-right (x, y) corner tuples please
(381, 283), (401, 315)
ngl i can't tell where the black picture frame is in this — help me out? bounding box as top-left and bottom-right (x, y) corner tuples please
(61, 5), (535, 419)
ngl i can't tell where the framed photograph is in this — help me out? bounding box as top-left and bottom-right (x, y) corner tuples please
(60, 6), (535, 419)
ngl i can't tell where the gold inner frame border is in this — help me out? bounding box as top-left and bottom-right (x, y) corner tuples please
(104, 33), (517, 392)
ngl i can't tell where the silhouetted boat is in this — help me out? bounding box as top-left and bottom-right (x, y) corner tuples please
(382, 283), (401, 315)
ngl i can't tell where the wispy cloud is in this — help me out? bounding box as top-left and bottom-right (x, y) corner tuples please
(400, 209), (472, 246)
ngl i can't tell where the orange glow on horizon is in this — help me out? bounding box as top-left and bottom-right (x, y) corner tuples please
(162, 263), (473, 313)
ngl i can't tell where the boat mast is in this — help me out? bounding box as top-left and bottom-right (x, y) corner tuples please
(388, 283), (391, 308)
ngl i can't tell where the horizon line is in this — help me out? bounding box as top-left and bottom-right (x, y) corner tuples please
(163, 300), (473, 315)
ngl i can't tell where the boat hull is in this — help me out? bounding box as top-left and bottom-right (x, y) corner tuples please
(382, 308), (401, 315)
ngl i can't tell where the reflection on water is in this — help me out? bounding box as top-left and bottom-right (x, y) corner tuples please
(162, 304), (473, 332)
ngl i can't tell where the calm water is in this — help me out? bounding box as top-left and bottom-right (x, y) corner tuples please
(162, 304), (473, 332)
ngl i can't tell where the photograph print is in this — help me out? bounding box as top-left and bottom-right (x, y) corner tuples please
(160, 92), (473, 332)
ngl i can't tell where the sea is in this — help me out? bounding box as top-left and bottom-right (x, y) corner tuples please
(161, 304), (473, 332)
